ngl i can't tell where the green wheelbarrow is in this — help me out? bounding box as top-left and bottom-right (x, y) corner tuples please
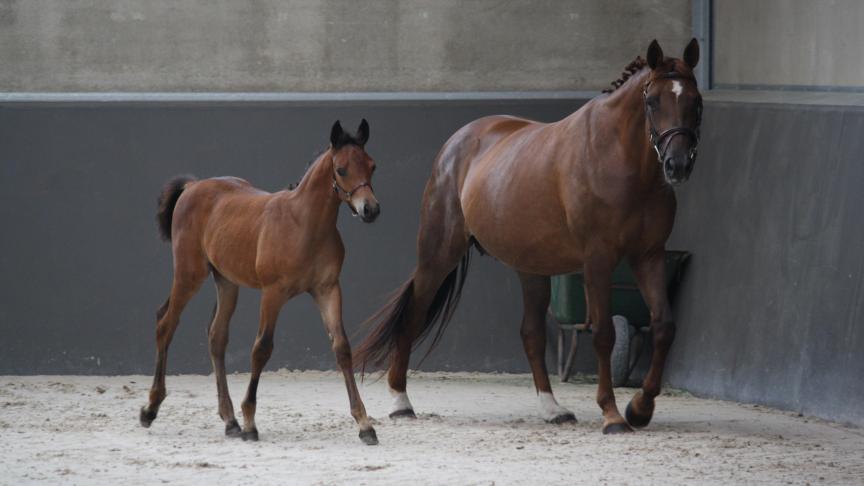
(549, 251), (690, 386)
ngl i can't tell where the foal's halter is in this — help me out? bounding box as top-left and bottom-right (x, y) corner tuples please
(332, 176), (372, 214)
(642, 73), (702, 164)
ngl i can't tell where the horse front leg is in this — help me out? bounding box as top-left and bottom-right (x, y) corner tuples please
(313, 282), (378, 445)
(584, 257), (633, 434)
(517, 272), (576, 423)
(626, 251), (674, 428)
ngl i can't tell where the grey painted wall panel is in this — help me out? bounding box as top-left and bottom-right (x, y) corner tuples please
(2, 97), (863, 426)
(668, 101), (864, 425)
(0, 0), (692, 92)
(0, 98), (590, 377)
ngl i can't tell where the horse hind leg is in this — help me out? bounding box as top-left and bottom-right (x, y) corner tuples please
(208, 272), (241, 437)
(386, 227), (471, 418)
(517, 272), (576, 424)
(140, 256), (209, 428)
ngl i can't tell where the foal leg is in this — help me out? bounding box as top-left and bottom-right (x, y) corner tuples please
(140, 260), (208, 427)
(240, 287), (286, 441)
(626, 251), (674, 428)
(208, 273), (241, 437)
(584, 257), (632, 434)
(313, 283), (378, 445)
(517, 272), (576, 423)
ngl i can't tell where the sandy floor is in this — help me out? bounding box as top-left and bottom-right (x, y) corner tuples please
(1, 371), (862, 485)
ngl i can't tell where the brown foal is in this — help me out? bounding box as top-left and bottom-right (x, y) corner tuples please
(355, 39), (703, 434)
(140, 120), (381, 445)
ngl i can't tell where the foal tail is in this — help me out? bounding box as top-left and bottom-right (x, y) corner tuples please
(156, 175), (197, 241)
(353, 250), (472, 375)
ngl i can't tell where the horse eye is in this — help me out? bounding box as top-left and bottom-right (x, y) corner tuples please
(371, 165), (376, 174)
(337, 167), (347, 177)
(647, 97), (659, 110)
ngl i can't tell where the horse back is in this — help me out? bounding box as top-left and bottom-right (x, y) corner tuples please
(171, 176), (273, 287)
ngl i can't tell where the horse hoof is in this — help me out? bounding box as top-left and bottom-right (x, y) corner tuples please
(241, 429), (259, 442)
(359, 428), (379, 446)
(139, 406), (157, 428)
(225, 420), (242, 438)
(602, 422), (634, 435)
(389, 408), (417, 419)
(625, 400), (653, 429)
(546, 412), (577, 424)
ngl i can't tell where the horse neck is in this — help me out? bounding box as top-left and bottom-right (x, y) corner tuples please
(597, 69), (661, 184)
(291, 150), (341, 227)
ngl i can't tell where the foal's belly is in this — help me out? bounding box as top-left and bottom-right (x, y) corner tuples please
(202, 194), (267, 288)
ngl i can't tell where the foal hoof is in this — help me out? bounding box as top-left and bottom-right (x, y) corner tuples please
(225, 420), (242, 438)
(602, 422), (634, 435)
(241, 429), (259, 442)
(389, 408), (417, 419)
(359, 428), (379, 446)
(139, 406), (157, 428)
(625, 400), (654, 429)
(546, 412), (577, 424)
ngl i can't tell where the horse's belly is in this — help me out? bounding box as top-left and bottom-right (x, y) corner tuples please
(464, 206), (586, 276)
(202, 209), (264, 288)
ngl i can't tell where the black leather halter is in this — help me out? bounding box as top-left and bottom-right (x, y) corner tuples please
(642, 73), (702, 164)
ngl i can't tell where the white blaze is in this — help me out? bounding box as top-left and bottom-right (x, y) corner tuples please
(671, 80), (683, 102)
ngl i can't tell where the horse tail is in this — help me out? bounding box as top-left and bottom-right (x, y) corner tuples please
(156, 175), (197, 241)
(353, 249), (472, 374)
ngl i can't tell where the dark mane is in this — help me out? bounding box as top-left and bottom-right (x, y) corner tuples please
(288, 146), (329, 190)
(602, 57), (648, 93)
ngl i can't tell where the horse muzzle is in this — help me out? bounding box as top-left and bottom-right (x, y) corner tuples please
(663, 152), (696, 186)
(354, 200), (380, 223)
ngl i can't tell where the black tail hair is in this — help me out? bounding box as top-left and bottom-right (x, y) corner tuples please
(156, 175), (196, 241)
(353, 250), (472, 375)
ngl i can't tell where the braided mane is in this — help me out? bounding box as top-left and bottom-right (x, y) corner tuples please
(602, 57), (648, 93)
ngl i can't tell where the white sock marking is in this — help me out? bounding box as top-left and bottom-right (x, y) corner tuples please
(538, 391), (573, 421)
(390, 388), (414, 413)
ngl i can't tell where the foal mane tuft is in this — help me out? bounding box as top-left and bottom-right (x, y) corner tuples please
(602, 57), (648, 93)
(288, 146), (329, 190)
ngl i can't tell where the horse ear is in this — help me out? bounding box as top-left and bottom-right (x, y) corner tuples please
(646, 39), (663, 69)
(683, 38), (700, 68)
(356, 118), (370, 146)
(330, 120), (344, 148)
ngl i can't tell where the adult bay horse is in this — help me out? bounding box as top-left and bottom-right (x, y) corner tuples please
(355, 39), (703, 434)
(140, 120), (381, 445)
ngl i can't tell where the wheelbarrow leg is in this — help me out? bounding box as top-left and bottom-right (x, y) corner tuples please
(561, 328), (579, 383)
(557, 325), (565, 378)
(551, 307), (581, 383)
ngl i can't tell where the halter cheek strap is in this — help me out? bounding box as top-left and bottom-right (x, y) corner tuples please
(643, 74), (702, 165)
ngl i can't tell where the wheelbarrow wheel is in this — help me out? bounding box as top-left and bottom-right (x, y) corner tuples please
(611, 315), (632, 387)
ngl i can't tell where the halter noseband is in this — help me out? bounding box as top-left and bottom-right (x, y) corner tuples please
(333, 177), (372, 214)
(642, 73), (702, 165)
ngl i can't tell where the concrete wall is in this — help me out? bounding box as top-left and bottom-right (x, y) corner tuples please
(713, 1), (864, 89)
(667, 98), (864, 425)
(0, 0), (692, 92)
